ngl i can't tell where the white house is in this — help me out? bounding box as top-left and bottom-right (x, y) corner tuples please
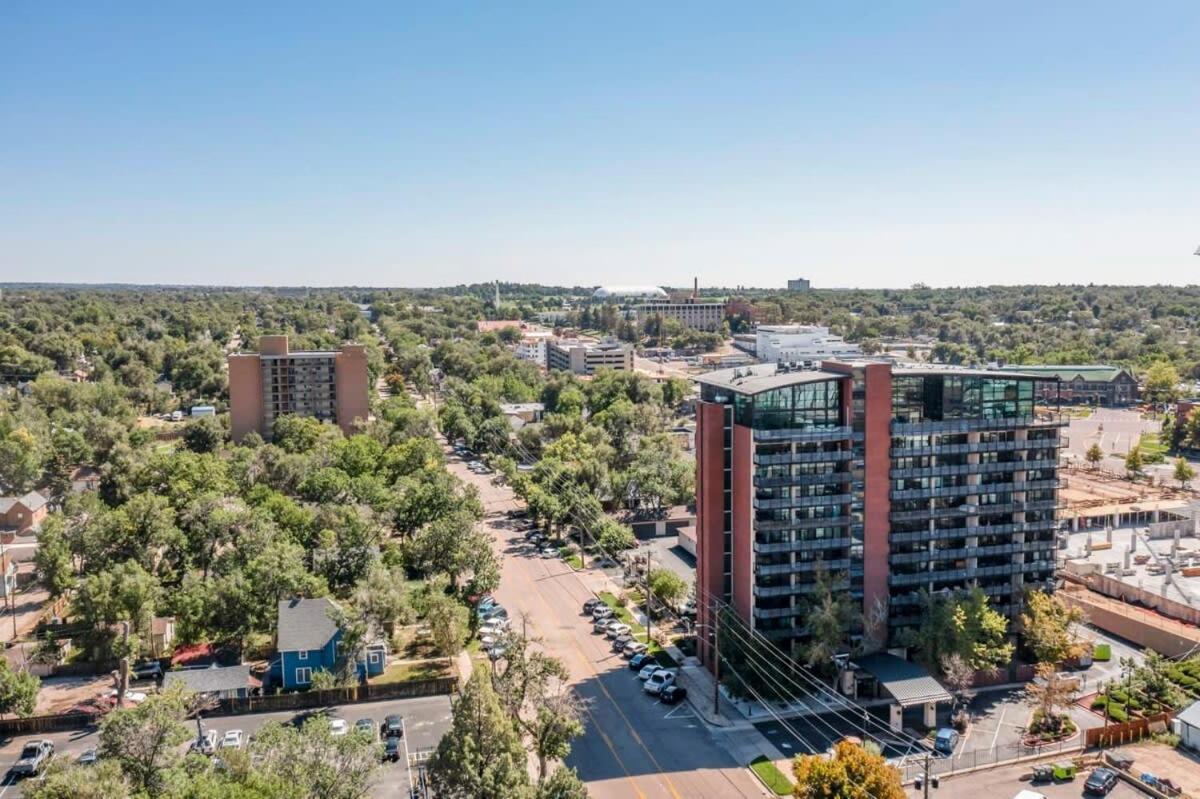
(1176, 699), (1200, 753)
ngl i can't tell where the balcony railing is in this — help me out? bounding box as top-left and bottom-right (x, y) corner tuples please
(752, 425), (853, 442)
(887, 519), (1058, 544)
(754, 516), (852, 532)
(753, 493), (853, 511)
(889, 459), (1058, 480)
(890, 414), (1067, 435)
(889, 478), (1060, 501)
(754, 472), (853, 488)
(890, 437), (1062, 458)
(754, 450), (853, 466)
(753, 536), (853, 555)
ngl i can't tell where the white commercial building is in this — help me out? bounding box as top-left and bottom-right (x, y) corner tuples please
(547, 339), (634, 375)
(755, 325), (862, 363)
(514, 330), (553, 367)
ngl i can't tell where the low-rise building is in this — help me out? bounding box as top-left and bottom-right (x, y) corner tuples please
(0, 491), (48, 536)
(500, 403), (545, 429)
(755, 325), (862, 363)
(515, 329), (553, 367)
(270, 597), (386, 690)
(998, 365), (1138, 406)
(547, 340), (634, 375)
(164, 664), (255, 700)
(635, 298), (726, 332)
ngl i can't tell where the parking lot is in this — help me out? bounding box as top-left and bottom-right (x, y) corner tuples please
(906, 759), (1155, 799)
(0, 694), (452, 798)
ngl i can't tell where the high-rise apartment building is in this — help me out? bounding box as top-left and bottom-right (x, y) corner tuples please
(694, 361), (1062, 665)
(229, 335), (370, 442)
(634, 297), (727, 332)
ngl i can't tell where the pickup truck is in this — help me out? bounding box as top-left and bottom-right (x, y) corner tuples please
(11, 740), (54, 778)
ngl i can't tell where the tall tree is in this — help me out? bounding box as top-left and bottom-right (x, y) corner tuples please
(1020, 590), (1086, 665)
(0, 660), (40, 717)
(792, 740), (906, 799)
(908, 588), (1013, 675)
(98, 684), (192, 798)
(428, 668), (531, 799)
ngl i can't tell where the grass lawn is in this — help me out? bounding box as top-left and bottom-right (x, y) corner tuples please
(371, 659), (453, 685)
(559, 546), (583, 570)
(1137, 432), (1169, 463)
(598, 591), (678, 667)
(393, 626), (440, 661)
(749, 756), (792, 796)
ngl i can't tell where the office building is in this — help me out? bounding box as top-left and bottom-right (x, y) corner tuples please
(229, 335), (369, 442)
(546, 339), (634, 375)
(787, 278), (811, 292)
(514, 329), (554, 367)
(635, 297), (726, 332)
(997, 364), (1138, 407)
(755, 325), (862, 363)
(694, 361), (1062, 664)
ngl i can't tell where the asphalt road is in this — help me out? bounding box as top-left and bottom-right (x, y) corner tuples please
(448, 452), (766, 799)
(0, 694), (451, 799)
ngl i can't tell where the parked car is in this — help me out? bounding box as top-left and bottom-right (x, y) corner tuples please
(383, 736), (402, 762)
(594, 616), (619, 634)
(11, 740), (54, 778)
(623, 641), (648, 658)
(629, 652), (655, 670)
(382, 715), (405, 738)
(582, 598), (602, 614)
(192, 730), (218, 755)
(638, 663), (662, 681)
(933, 727), (959, 755)
(539, 546), (558, 559)
(329, 718), (349, 736)
(644, 670), (676, 695)
(106, 689), (148, 703)
(76, 747), (99, 766)
(591, 605), (614, 621)
(479, 605), (509, 621)
(354, 718), (377, 739)
(1084, 767), (1118, 795)
(660, 685), (688, 705)
(131, 661), (163, 681)
(605, 622), (631, 639)
(487, 644), (507, 661)
(611, 634), (634, 652)
(220, 730), (244, 750)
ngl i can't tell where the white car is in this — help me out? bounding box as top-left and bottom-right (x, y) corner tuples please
(329, 718), (349, 736)
(644, 670), (676, 695)
(637, 663), (662, 681)
(219, 730), (244, 750)
(107, 689), (147, 703)
(540, 547), (558, 559)
(591, 606), (614, 621)
(605, 622), (632, 639)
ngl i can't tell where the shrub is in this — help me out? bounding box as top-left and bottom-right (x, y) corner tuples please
(1091, 696), (1108, 711)
(1107, 704), (1129, 723)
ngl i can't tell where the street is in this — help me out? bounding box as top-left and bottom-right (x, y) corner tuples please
(447, 451), (767, 799)
(0, 695), (452, 799)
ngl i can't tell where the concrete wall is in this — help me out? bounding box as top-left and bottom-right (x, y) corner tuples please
(334, 344), (370, 436)
(1060, 588), (1200, 658)
(228, 353), (263, 442)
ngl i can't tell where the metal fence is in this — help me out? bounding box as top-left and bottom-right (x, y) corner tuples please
(209, 676), (457, 717)
(899, 737), (1085, 783)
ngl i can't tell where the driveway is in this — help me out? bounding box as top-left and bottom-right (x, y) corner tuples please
(906, 758), (1155, 799)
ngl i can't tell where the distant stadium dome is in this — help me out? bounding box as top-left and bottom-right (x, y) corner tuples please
(592, 285), (668, 300)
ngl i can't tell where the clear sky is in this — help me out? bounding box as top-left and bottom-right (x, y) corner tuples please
(2, 2), (1198, 289)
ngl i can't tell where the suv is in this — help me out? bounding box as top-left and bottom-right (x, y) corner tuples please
(1084, 767), (1118, 795)
(933, 727), (959, 755)
(131, 660), (163, 681)
(11, 740), (54, 778)
(382, 714), (405, 738)
(582, 598), (602, 614)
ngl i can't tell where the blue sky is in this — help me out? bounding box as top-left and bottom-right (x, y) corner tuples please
(2, 2), (1198, 288)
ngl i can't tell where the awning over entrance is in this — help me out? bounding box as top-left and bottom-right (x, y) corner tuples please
(853, 653), (952, 707)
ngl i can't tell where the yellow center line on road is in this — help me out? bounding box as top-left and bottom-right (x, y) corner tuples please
(522, 551), (684, 799)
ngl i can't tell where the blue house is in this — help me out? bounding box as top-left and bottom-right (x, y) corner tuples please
(272, 597), (387, 690)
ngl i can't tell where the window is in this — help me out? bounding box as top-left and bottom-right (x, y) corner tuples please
(298, 650), (308, 661)
(295, 667), (312, 684)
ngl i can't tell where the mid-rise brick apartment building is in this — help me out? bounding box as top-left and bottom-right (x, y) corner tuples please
(229, 335), (369, 442)
(694, 361), (1063, 665)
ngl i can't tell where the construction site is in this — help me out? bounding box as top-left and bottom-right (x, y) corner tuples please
(1056, 464), (1200, 655)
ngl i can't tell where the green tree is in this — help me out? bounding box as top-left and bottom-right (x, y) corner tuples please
(1085, 442), (1104, 469)
(408, 508), (491, 589)
(181, 415), (227, 454)
(493, 634), (581, 782)
(1125, 446), (1144, 479)
(535, 767), (589, 799)
(422, 585), (469, 657)
(792, 740), (906, 799)
(798, 568), (855, 676)
(247, 716), (380, 799)
(98, 684), (192, 798)
(909, 588), (1013, 675)
(1173, 457), (1196, 489)
(647, 568), (688, 613)
(0, 427), (44, 494)
(23, 760), (130, 799)
(593, 517), (636, 555)
(428, 668), (531, 799)
(1144, 360), (1181, 404)
(0, 660), (40, 717)
(1020, 590), (1086, 665)
(353, 563), (414, 636)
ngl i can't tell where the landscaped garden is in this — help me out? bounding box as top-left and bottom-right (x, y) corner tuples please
(1087, 654), (1200, 723)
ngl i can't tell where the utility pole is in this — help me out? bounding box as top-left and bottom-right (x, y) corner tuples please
(923, 754), (931, 799)
(644, 546), (653, 645)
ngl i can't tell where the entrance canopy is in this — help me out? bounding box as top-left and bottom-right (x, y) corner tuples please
(853, 653), (952, 707)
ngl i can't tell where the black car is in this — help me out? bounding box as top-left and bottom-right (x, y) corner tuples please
(383, 736), (402, 762)
(1084, 767), (1118, 795)
(629, 653), (654, 671)
(382, 714), (404, 738)
(131, 661), (163, 681)
(611, 634), (633, 652)
(582, 598), (601, 614)
(660, 685), (688, 705)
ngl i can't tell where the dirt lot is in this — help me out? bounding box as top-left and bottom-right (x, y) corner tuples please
(1114, 742), (1200, 796)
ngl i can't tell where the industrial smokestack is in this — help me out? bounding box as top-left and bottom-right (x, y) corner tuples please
(693, 277), (698, 299)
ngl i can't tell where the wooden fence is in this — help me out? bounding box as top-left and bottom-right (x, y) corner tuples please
(0, 712), (97, 736)
(1084, 711), (1174, 748)
(208, 676), (458, 717)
